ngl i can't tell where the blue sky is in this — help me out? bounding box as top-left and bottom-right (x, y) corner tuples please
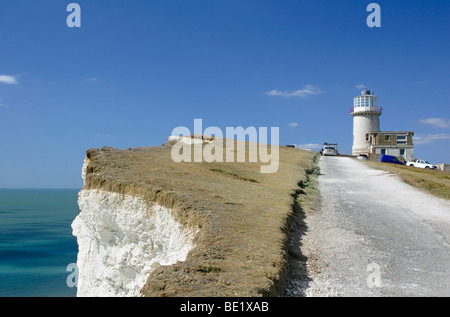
(0, 0), (449, 188)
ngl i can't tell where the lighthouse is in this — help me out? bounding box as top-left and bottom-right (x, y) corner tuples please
(351, 88), (382, 155)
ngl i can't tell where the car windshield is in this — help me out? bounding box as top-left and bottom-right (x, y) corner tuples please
(425, 161), (431, 164)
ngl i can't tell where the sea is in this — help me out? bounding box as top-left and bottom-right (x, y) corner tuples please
(0, 189), (79, 297)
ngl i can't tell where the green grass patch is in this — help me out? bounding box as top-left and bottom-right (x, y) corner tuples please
(210, 168), (259, 183)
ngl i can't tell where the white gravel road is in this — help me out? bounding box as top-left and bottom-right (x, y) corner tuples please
(286, 156), (450, 297)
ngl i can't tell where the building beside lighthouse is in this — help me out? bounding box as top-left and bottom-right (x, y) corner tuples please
(350, 88), (414, 161)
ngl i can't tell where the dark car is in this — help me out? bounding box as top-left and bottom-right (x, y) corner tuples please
(379, 154), (405, 165)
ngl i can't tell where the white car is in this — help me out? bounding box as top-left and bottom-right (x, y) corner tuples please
(356, 154), (369, 160)
(406, 159), (437, 169)
(322, 146), (338, 156)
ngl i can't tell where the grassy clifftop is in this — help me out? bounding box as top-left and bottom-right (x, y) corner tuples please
(82, 139), (317, 296)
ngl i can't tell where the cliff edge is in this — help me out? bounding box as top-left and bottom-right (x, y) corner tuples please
(72, 138), (316, 296)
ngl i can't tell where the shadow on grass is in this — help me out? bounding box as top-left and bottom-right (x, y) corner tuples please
(281, 180), (314, 297)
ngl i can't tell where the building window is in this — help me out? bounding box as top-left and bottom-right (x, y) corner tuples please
(397, 135), (407, 144)
(400, 149), (405, 156)
(385, 135), (390, 141)
(381, 149), (386, 155)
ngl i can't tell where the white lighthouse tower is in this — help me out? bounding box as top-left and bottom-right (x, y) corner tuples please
(351, 88), (382, 155)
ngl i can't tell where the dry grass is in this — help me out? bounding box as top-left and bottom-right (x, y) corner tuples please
(362, 160), (450, 200)
(82, 139), (318, 297)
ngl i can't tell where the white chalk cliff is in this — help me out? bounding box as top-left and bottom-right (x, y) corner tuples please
(72, 161), (197, 297)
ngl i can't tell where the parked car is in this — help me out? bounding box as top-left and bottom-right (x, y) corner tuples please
(406, 159), (437, 170)
(356, 154), (369, 160)
(322, 143), (339, 156)
(379, 154), (405, 165)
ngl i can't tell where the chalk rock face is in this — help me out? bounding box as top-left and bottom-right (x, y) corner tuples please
(72, 189), (197, 297)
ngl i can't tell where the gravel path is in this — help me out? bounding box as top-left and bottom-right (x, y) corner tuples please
(286, 156), (450, 297)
